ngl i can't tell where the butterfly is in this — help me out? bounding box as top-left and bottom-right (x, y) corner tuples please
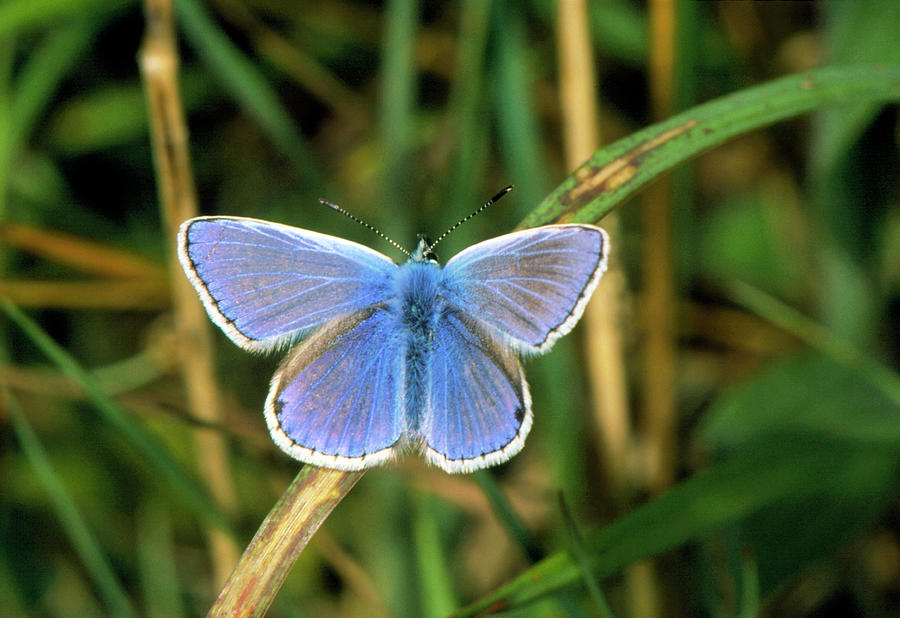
(177, 191), (609, 473)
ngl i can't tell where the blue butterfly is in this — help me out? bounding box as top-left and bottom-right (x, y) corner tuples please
(177, 196), (609, 473)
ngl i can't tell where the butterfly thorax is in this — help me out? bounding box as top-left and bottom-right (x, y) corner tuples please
(394, 261), (440, 324)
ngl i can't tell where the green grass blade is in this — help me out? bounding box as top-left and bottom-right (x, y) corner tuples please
(0, 37), (15, 219)
(700, 354), (900, 453)
(175, 0), (322, 190)
(728, 281), (900, 410)
(453, 436), (898, 616)
(522, 65), (900, 227)
(4, 388), (138, 617)
(0, 0), (130, 38)
(558, 493), (614, 618)
(11, 23), (95, 146)
(492, 2), (549, 207)
(442, 0), (491, 218)
(378, 0), (417, 216)
(137, 499), (185, 617)
(808, 4), (900, 344)
(47, 67), (215, 154)
(738, 550), (760, 618)
(0, 20), (99, 218)
(412, 492), (457, 617)
(1, 299), (232, 531)
(473, 470), (544, 563)
(814, 1), (900, 174)
(588, 0), (647, 66)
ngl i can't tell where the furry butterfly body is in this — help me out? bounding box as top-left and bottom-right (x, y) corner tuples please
(178, 215), (609, 473)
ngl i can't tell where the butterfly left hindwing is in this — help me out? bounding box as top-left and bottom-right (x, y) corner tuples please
(265, 305), (404, 470)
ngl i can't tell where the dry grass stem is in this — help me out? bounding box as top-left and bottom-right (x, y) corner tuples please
(643, 0), (677, 495)
(139, 0), (239, 588)
(555, 0), (632, 501)
(210, 467), (364, 616)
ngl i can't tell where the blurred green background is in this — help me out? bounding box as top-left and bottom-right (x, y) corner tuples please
(1, 0), (899, 616)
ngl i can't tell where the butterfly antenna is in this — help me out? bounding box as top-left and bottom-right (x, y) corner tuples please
(319, 198), (411, 258)
(428, 185), (514, 252)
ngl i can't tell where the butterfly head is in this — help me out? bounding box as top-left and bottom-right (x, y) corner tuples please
(411, 234), (439, 263)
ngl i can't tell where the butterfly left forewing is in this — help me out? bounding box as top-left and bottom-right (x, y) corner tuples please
(422, 310), (532, 473)
(178, 216), (396, 351)
(441, 225), (609, 353)
(265, 306), (404, 470)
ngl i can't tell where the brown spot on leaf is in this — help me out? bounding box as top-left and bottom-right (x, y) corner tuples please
(605, 165), (638, 190)
(481, 599), (509, 615)
(560, 119), (698, 218)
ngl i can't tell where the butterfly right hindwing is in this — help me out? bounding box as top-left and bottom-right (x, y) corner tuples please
(422, 310), (532, 473)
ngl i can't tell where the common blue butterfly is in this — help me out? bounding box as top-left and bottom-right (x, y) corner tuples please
(177, 192), (609, 473)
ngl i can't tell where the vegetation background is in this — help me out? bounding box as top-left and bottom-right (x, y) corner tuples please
(1, 0), (898, 616)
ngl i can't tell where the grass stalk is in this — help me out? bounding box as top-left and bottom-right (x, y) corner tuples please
(140, 0), (239, 586)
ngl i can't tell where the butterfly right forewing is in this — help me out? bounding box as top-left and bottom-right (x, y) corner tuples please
(440, 225), (609, 353)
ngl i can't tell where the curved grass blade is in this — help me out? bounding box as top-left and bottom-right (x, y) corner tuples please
(522, 65), (900, 227)
(1, 298), (231, 531)
(452, 436), (899, 616)
(209, 467), (364, 616)
(4, 387), (138, 617)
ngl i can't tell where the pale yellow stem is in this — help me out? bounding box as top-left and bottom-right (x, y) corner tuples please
(139, 0), (239, 589)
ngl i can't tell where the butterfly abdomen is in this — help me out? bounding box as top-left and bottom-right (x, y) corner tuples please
(391, 261), (443, 437)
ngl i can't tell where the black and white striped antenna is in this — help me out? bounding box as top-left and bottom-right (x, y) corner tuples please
(320, 185), (514, 258)
(427, 185), (514, 253)
(319, 198), (411, 258)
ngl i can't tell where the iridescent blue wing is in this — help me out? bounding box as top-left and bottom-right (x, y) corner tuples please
(265, 306), (403, 469)
(441, 225), (609, 353)
(178, 216), (396, 351)
(422, 310), (531, 473)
